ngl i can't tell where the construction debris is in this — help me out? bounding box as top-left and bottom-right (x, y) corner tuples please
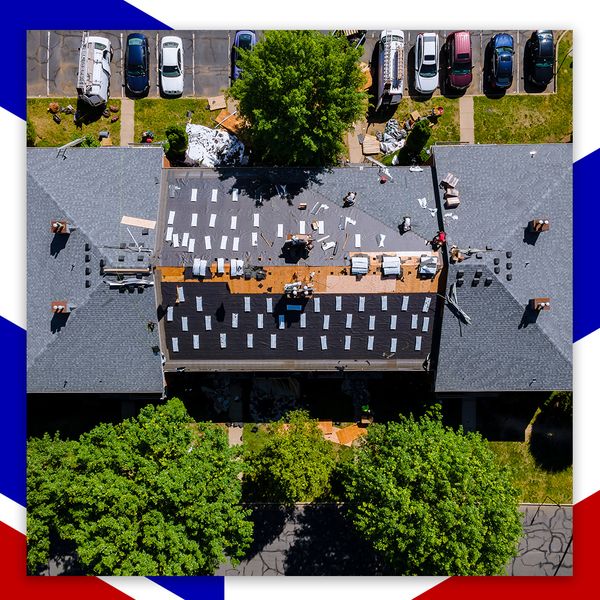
(378, 118), (407, 155)
(186, 123), (245, 167)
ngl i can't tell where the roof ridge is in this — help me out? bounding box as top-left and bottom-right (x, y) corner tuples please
(28, 170), (112, 267)
(482, 265), (571, 364)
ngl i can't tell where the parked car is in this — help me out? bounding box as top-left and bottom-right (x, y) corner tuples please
(376, 30), (405, 109)
(76, 32), (112, 107)
(159, 36), (184, 96)
(125, 33), (149, 96)
(414, 32), (439, 94)
(232, 30), (257, 80)
(489, 33), (514, 89)
(446, 31), (472, 90)
(528, 30), (554, 86)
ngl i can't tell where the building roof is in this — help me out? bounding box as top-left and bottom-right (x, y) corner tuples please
(433, 144), (572, 392)
(27, 148), (165, 394)
(156, 166), (442, 371)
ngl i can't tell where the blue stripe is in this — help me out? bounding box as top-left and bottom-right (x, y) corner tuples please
(149, 577), (224, 600)
(573, 149), (597, 342)
(0, 316), (26, 505)
(1, 1), (169, 120)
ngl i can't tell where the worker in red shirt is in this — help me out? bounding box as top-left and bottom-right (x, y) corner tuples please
(429, 231), (447, 250)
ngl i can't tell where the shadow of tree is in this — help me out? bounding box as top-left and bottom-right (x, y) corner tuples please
(283, 504), (388, 575)
(530, 407), (573, 472)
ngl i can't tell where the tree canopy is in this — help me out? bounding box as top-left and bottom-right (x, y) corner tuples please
(244, 410), (335, 503)
(342, 410), (522, 575)
(165, 124), (188, 158)
(229, 30), (367, 166)
(27, 398), (252, 575)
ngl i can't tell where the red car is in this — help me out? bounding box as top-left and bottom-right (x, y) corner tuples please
(447, 31), (472, 90)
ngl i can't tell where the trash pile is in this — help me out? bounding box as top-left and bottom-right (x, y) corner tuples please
(377, 119), (407, 155)
(186, 124), (245, 167)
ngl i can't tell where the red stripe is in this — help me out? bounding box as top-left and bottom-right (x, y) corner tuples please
(0, 523), (132, 599)
(417, 492), (596, 598)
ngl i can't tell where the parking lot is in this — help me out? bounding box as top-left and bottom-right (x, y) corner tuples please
(361, 30), (556, 97)
(27, 30), (556, 101)
(27, 30), (249, 99)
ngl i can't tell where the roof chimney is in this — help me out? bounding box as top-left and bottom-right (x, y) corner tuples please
(530, 297), (551, 312)
(51, 301), (75, 314)
(528, 219), (550, 232)
(50, 220), (70, 234)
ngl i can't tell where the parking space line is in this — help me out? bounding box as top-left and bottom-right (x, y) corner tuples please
(156, 32), (160, 91)
(480, 30), (483, 95)
(120, 32), (124, 98)
(227, 30), (231, 89)
(192, 32), (195, 97)
(516, 30), (520, 94)
(46, 31), (50, 96)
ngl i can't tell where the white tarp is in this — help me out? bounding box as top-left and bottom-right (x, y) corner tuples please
(382, 255), (401, 276)
(351, 256), (369, 275)
(186, 124), (245, 167)
(419, 254), (438, 277)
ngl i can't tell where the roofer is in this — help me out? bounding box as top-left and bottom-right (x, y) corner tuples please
(429, 230), (447, 250)
(343, 191), (357, 207)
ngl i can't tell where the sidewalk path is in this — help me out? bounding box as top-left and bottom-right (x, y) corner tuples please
(120, 98), (135, 146)
(346, 121), (364, 164)
(458, 95), (475, 144)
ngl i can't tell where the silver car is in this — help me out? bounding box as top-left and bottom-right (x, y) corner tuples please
(414, 33), (439, 94)
(159, 36), (184, 96)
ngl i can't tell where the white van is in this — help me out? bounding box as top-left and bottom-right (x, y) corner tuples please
(377, 30), (405, 110)
(77, 32), (112, 107)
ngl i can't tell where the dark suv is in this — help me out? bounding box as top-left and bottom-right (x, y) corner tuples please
(125, 33), (150, 96)
(528, 30), (554, 87)
(446, 31), (472, 90)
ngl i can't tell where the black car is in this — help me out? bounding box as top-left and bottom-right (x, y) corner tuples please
(125, 33), (150, 96)
(528, 30), (554, 87)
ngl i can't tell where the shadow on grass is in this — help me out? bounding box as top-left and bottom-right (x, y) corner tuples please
(530, 407), (573, 472)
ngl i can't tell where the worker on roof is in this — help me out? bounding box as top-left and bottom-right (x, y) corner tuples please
(429, 231), (447, 250)
(343, 191), (357, 207)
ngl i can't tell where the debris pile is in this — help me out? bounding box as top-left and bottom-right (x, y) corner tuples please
(249, 378), (300, 421)
(377, 119), (407, 155)
(186, 124), (245, 167)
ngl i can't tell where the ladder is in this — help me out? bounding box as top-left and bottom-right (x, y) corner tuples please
(382, 34), (393, 85)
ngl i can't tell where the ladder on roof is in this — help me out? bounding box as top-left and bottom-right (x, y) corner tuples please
(382, 35), (393, 86)
(395, 47), (404, 82)
(77, 31), (89, 90)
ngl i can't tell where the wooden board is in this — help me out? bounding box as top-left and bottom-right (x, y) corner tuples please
(214, 109), (242, 134)
(207, 95), (227, 111)
(361, 134), (380, 155)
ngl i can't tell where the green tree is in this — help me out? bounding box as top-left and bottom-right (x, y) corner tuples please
(164, 124), (188, 158)
(245, 410), (335, 503)
(229, 30), (366, 166)
(26, 119), (37, 146)
(27, 398), (252, 575)
(342, 410), (522, 575)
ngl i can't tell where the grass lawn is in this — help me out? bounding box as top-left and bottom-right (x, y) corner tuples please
(27, 98), (121, 147)
(489, 441), (572, 504)
(474, 31), (573, 144)
(394, 96), (461, 145)
(133, 98), (216, 143)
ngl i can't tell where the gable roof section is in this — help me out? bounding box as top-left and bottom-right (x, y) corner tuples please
(27, 148), (165, 394)
(433, 144), (572, 392)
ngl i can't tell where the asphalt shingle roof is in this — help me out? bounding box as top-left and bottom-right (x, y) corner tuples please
(27, 148), (165, 394)
(433, 144), (572, 392)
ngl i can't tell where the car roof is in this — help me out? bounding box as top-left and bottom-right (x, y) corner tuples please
(162, 47), (179, 65)
(493, 33), (513, 49)
(450, 31), (471, 56)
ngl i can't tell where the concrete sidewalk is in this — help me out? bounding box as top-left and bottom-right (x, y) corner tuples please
(120, 98), (135, 146)
(459, 95), (475, 144)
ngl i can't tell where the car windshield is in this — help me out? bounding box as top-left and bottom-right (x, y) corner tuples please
(163, 42), (178, 48)
(94, 42), (106, 51)
(127, 65), (145, 76)
(129, 38), (143, 47)
(419, 62), (437, 76)
(536, 58), (552, 67)
(238, 34), (253, 50)
(453, 66), (470, 75)
(162, 64), (180, 77)
(500, 55), (511, 62)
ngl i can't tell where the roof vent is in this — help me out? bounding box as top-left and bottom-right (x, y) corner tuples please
(484, 277), (493, 286)
(456, 270), (464, 279)
(528, 218), (550, 232)
(530, 297), (551, 312)
(50, 220), (70, 234)
(50, 301), (75, 314)
(475, 269), (483, 278)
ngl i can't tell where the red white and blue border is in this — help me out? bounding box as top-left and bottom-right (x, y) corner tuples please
(2, 2), (598, 598)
